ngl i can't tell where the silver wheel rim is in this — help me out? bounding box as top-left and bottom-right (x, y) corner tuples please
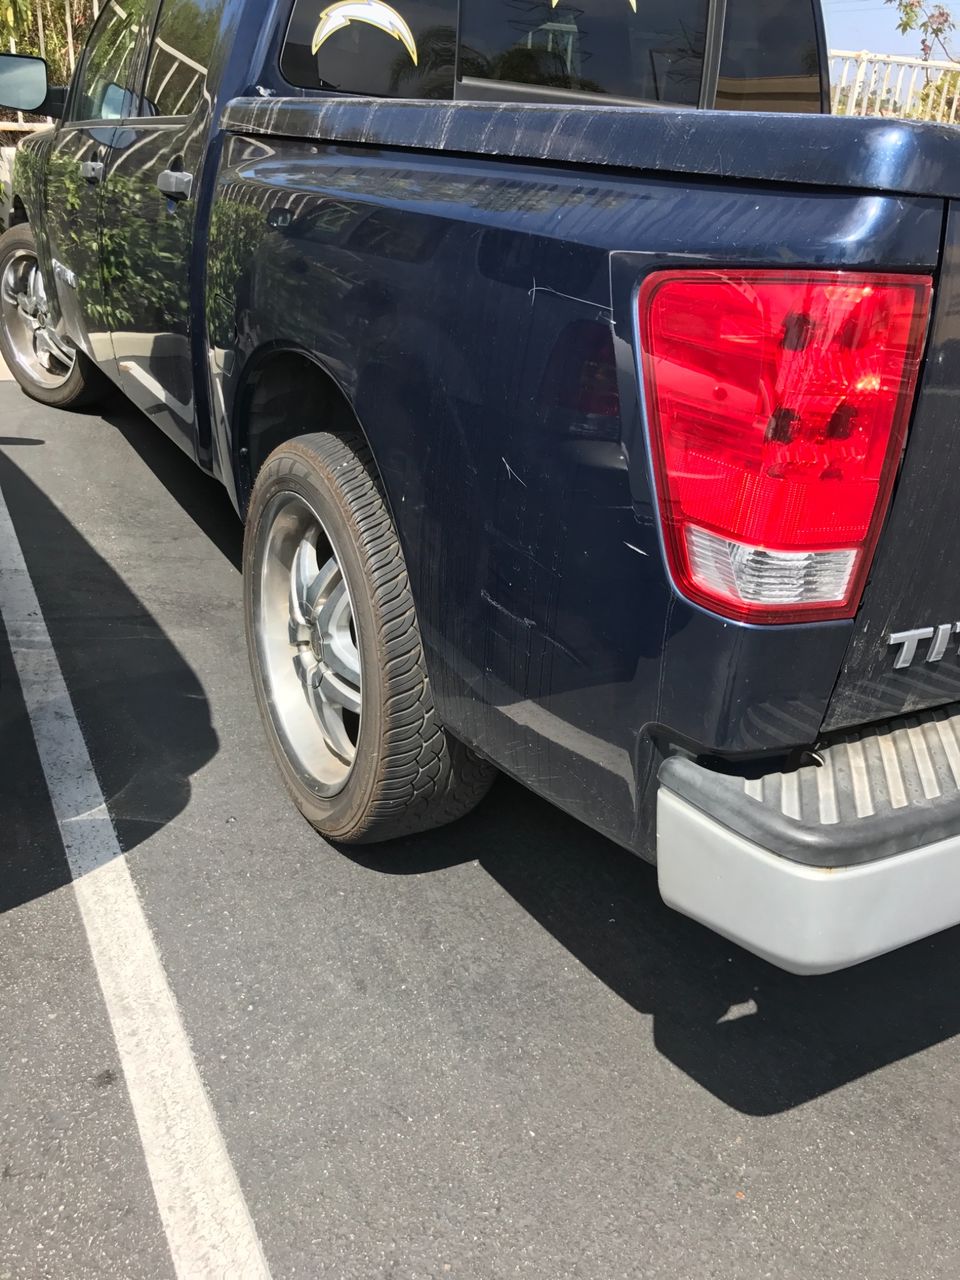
(255, 492), (363, 798)
(0, 248), (76, 390)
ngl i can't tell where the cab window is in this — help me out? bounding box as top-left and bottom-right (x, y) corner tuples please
(143, 0), (226, 118)
(458, 0), (709, 106)
(281, 0), (458, 98)
(716, 0), (824, 113)
(67, 0), (151, 123)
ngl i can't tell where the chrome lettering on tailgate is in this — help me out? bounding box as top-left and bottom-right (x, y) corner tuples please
(888, 624), (960, 669)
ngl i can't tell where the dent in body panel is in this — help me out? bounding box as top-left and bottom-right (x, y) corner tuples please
(206, 134), (941, 853)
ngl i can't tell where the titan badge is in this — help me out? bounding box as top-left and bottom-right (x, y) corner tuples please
(888, 624), (960, 670)
(312, 0), (418, 64)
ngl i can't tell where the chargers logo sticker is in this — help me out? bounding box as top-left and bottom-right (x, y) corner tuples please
(312, 0), (419, 65)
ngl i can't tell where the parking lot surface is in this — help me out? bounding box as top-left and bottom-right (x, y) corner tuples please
(2, 379), (960, 1279)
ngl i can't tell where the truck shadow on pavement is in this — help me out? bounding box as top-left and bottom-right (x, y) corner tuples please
(0, 443), (220, 906)
(351, 779), (960, 1117)
(5, 406), (958, 1120)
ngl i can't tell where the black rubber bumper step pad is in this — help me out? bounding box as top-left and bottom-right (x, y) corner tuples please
(659, 704), (960, 867)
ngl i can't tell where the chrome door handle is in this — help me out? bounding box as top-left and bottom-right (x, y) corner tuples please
(157, 169), (193, 201)
(79, 160), (104, 183)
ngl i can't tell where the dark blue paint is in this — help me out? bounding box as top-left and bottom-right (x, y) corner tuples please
(206, 137), (941, 851)
(824, 200), (960, 729)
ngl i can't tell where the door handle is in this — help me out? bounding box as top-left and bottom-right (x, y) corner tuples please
(79, 160), (104, 183)
(157, 168), (194, 201)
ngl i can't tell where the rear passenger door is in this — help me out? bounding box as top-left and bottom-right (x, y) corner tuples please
(103, 0), (225, 457)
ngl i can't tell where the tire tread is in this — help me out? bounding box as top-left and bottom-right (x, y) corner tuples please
(249, 430), (496, 844)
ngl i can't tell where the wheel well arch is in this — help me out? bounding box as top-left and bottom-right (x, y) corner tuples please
(234, 347), (376, 500)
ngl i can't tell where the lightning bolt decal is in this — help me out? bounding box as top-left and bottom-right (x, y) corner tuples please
(312, 0), (419, 65)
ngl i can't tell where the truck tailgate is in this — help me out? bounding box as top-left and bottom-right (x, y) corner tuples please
(825, 201), (960, 731)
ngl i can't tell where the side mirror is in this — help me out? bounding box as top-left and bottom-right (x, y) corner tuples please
(0, 52), (50, 115)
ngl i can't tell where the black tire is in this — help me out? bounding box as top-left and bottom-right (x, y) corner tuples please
(0, 224), (108, 410)
(244, 430), (496, 843)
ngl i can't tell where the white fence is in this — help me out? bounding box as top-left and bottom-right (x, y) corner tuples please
(830, 49), (960, 123)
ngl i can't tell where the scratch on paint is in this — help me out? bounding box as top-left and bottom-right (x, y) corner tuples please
(502, 457), (527, 487)
(528, 276), (612, 315)
(624, 542), (648, 557)
(480, 591), (584, 665)
(481, 589), (535, 628)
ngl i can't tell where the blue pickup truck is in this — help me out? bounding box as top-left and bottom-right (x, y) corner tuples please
(1, 0), (958, 975)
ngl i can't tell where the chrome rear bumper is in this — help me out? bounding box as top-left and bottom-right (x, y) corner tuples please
(656, 703), (960, 973)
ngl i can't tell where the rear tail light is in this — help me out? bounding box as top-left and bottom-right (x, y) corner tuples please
(637, 270), (932, 623)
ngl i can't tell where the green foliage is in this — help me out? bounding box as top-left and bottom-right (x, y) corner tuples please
(1, 1), (34, 42)
(910, 65), (960, 117)
(885, 1), (957, 61)
(833, 83), (899, 116)
(6, 3), (96, 84)
(2, 2), (96, 139)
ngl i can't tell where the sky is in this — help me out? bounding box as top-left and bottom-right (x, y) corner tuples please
(820, 0), (931, 57)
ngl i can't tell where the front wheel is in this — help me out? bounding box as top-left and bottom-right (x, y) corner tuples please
(244, 431), (496, 843)
(0, 224), (107, 409)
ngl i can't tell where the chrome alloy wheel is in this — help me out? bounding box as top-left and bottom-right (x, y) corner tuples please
(255, 492), (363, 797)
(0, 249), (76, 389)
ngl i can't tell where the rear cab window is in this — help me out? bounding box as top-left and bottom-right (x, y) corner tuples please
(278, 0), (826, 112)
(717, 0), (824, 113)
(281, 0), (458, 97)
(459, 0), (708, 106)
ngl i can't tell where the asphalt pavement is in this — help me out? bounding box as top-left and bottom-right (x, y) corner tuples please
(2, 375), (960, 1280)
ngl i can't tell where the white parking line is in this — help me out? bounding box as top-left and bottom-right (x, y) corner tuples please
(0, 480), (272, 1280)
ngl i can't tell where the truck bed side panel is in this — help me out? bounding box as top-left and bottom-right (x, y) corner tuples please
(207, 135), (942, 851)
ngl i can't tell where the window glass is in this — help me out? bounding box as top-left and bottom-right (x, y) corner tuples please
(716, 0), (823, 113)
(143, 0), (225, 117)
(280, 0), (458, 98)
(69, 0), (150, 122)
(458, 0), (708, 105)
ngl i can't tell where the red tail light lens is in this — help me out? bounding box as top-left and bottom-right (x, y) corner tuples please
(638, 270), (932, 623)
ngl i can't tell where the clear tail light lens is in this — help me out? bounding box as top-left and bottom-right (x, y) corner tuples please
(637, 270), (932, 623)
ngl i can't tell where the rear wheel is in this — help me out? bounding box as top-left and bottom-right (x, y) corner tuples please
(244, 430), (496, 843)
(0, 224), (107, 409)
